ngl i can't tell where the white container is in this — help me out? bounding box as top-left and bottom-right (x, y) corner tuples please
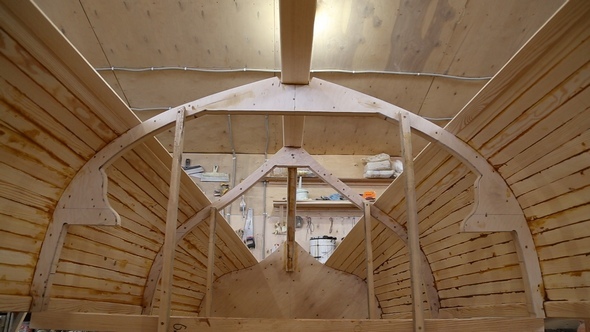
(296, 189), (309, 201)
(310, 236), (337, 264)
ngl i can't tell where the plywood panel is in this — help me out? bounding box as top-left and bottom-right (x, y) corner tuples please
(205, 242), (372, 319)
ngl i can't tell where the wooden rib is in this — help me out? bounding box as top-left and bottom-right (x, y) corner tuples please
(157, 108), (185, 332)
(204, 207), (217, 317)
(279, 0), (316, 84)
(364, 202), (377, 319)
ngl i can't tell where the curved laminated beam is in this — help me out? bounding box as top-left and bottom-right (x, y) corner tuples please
(42, 77), (543, 317)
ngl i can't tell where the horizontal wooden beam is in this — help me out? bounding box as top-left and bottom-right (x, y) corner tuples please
(30, 312), (544, 332)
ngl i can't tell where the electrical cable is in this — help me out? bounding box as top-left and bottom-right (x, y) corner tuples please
(95, 65), (492, 81)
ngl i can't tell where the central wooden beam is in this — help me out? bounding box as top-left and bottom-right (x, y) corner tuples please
(282, 115), (305, 148)
(279, 0), (316, 84)
(285, 167), (297, 272)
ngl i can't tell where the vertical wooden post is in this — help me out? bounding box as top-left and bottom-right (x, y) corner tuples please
(204, 207), (217, 317)
(399, 112), (425, 331)
(286, 167), (297, 272)
(8, 312), (26, 332)
(157, 108), (186, 332)
(364, 202), (377, 319)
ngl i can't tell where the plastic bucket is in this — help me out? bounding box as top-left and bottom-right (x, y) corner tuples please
(310, 236), (337, 263)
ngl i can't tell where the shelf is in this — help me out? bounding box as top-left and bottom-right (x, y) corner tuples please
(272, 200), (360, 210)
(264, 177), (393, 186)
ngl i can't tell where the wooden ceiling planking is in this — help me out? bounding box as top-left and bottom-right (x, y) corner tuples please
(110, 71), (275, 111)
(433, 1), (566, 76)
(311, 1), (563, 75)
(71, 0), (277, 69)
(30, 1), (563, 156)
(32, 0), (111, 67)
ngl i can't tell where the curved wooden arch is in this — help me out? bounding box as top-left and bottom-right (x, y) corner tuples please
(33, 77), (544, 317)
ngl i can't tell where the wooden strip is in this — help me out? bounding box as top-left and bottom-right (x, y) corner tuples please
(342, 221), (383, 274)
(126, 145), (198, 217)
(47, 298), (142, 315)
(0, 98), (85, 169)
(430, 239), (514, 273)
(434, 253), (519, 281)
(529, 204), (590, 235)
(56, 260), (145, 286)
(364, 202), (377, 319)
(544, 301), (590, 318)
(518, 165), (590, 209)
(0, 68), (98, 158)
(50, 284), (138, 304)
(538, 237), (590, 261)
(427, 232), (513, 264)
(52, 274), (143, 297)
(540, 253), (590, 275)
(472, 37), (590, 152)
(0, 294), (31, 311)
(157, 108), (186, 332)
(438, 279), (525, 299)
(378, 149), (453, 216)
(488, 63), (590, 166)
(0, 0), (137, 134)
(439, 303), (530, 319)
(107, 164), (188, 222)
(66, 226), (154, 262)
(286, 167), (296, 272)
(340, 221), (381, 275)
(399, 112), (424, 330)
(446, 0), (590, 140)
(524, 185), (590, 220)
(279, 0), (315, 84)
(58, 247), (147, 278)
(0, 125), (72, 183)
(504, 119), (590, 183)
(440, 292), (526, 308)
(0, 29), (113, 145)
(534, 219), (590, 248)
(436, 265), (523, 290)
(547, 287), (590, 302)
(204, 207), (217, 317)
